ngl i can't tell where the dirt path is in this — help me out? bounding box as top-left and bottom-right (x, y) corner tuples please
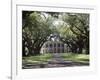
(46, 53), (88, 68)
(23, 53), (89, 69)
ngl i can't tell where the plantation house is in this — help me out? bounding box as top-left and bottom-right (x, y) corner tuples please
(40, 34), (70, 54)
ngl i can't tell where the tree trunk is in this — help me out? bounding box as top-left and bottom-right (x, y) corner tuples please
(22, 46), (26, 56)
(78, 47), (83, 54)
(33, 47), (41, 55)
(85, 38), (89, 54)
(22, 39), (27, 57)
(34, 50), (40, 55)
(28, 47), (33, 56)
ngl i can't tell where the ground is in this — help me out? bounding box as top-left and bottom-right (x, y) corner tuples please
(22, 53), (89, 69)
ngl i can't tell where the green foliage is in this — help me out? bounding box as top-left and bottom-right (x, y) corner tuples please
(58, 13), (89, 54)
(22, 11), (90, 56)
(22, 11), (55, 56)
(61, 53), (89, 64)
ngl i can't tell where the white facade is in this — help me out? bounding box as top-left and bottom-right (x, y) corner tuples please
(40, 40), (69, 53)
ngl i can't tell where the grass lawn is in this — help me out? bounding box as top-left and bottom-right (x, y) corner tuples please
(22, 53), (89, 65)
(61, 53), (89, 64)
(22, 53), (52, 64)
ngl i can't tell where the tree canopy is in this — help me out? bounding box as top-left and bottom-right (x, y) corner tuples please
(22, 11), (89, 56)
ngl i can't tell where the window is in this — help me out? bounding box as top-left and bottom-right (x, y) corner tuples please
(58, 43), (60, 47)
(50, 44), (52, 48)
(54, 43), (56, 47)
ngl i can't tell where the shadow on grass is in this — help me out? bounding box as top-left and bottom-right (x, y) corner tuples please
(22, 53), (89, 69)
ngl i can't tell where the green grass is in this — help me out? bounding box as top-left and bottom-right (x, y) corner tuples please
(22, 53), (89, 65)
(61, 53), (89, 64)
(22, 53), (52, 64)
